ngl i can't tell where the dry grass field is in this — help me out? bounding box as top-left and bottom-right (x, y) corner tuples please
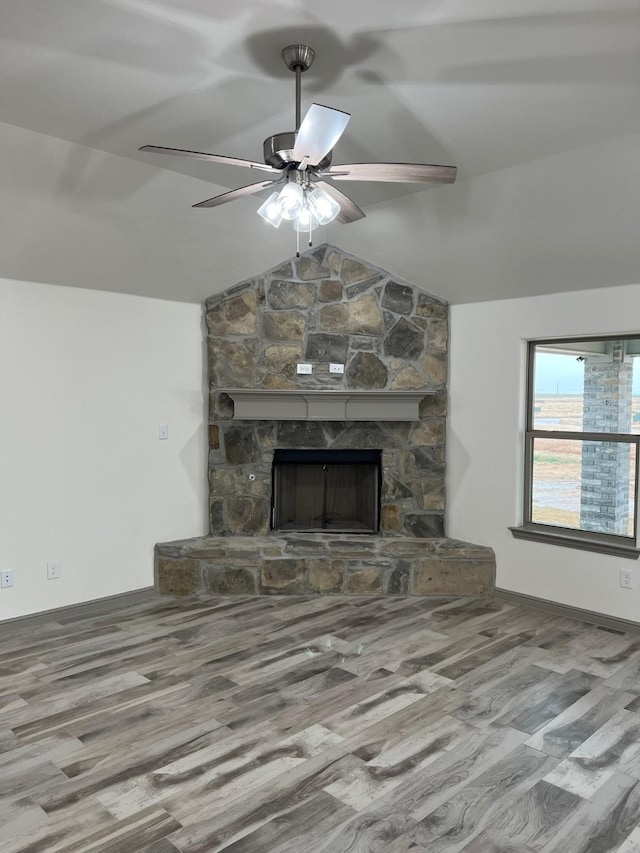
(531, 395), (638, 532)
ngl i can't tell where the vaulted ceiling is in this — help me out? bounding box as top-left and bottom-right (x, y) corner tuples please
(2, 0), (639, 304)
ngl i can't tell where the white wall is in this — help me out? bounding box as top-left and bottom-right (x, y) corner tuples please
(0, 278), (207, 620)
(448, 282), (640, 622)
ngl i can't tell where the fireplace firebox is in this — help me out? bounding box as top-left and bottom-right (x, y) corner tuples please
(271, 449), (382, 534)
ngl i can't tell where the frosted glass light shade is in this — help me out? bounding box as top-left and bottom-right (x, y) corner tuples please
(278, 183), (304, 220)
(293, 205), (319, 232)
(307, 187), (341, 225)
(257, 192), (283, 227)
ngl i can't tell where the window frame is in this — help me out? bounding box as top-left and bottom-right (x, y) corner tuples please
(510, 335), (640, 559)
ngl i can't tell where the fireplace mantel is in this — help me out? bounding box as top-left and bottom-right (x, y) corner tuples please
(225, 389), (431, 421)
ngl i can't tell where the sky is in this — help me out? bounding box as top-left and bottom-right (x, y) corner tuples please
(535, 352), (640, 394)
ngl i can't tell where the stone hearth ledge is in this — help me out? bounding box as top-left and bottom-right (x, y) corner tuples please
(155, 534), (496, 597)
(226, 389), (430, 421)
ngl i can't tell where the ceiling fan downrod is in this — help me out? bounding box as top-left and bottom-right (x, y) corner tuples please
(281, 44), (315, 131)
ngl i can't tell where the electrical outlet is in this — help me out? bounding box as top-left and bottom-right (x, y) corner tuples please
(1, 570), (14, 589)
(47, 561), (61, 580)
(296, 363), (312, 375)
(158, 423), (169, 440)
(329, 363), (345, 375)
(620, 569), (634, 589)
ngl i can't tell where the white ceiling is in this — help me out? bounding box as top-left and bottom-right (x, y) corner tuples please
(2, 0), (640, 304)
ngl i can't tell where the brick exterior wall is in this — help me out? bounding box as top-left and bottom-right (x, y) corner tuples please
(580, 342), (633, 535)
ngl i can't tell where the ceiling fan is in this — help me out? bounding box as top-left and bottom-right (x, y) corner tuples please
(139, 45), (457, 251)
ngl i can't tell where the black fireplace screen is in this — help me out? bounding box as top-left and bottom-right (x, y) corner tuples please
(271, 449), (382, 533)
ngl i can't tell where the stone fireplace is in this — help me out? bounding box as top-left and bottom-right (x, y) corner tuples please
(156, 244), (495, 597)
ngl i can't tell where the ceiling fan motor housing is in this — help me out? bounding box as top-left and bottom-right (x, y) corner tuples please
(263, 132), (332, 170)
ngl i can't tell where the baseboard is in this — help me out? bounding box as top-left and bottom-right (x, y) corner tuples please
(0, 587), (158, 633)
(494, 587), (640, 636)
(5, 585), (638, 637)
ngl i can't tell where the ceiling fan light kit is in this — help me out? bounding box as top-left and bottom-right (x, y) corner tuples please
(256, 191), (284, 228)
(258, 178), (341, 240)
(139, 44), (457, 254)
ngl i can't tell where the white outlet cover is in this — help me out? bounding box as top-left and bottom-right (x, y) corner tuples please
(158, 423), (169, 440)
(1, 570), (14, 588)
(47, 561), (61, 580)
(620, 569), (634, 589)
(296, 363), (313, 375)
(329, 363), (345, 374)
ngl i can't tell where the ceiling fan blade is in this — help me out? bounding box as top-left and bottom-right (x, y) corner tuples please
(326, 163), (457, 184)
(315, 181), (365, 224)
(292, 104), (350, 167)
(139, 145), (280, 175)
(192, 180), (279, 209)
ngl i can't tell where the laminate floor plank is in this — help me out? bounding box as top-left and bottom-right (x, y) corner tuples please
(1, 795), (117, 853)
(324, 714), (473, 809)
(452, 644), (548, 695)
(161, 747), (355, 852)
(606, 656), (640, 696)
(544, 709), (640, 798)
(417, 599), (514, 632)
(314, 800), (417, 852)
(526, 686), (634, 759)
(542, 772), (640, 853)
(407, 744), (557, 851)
(322, 669), (453, 738)
(388, 724), (528, 821)
(250, 667), (408, 735)
(459, 779), (582, 851)
(472, 607), (562, 639)
(96, 723), (344, 823)
(211, 791), (355, 853)
(617, 826), (640, 852)
(3, 592), (640, 852)
(535, 634), (640, 679)
(453, 663), (556, 727)
(493, 668), (601, 734)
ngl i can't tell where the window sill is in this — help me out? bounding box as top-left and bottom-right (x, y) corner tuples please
(509, 524), (640, 560)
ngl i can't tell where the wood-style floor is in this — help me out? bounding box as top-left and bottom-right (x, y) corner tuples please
(2, 594), (640, 852)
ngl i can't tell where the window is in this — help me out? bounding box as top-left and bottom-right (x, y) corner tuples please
(511, 336), (640, 559)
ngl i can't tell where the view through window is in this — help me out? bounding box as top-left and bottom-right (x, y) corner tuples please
(526, 337), (640, 544)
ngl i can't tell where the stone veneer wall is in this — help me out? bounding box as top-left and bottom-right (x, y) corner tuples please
(206, 244), (449, 538)
(580, 343), (633, 534)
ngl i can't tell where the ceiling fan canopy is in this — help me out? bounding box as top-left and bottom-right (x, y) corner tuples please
(139, 44), (457, 244)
